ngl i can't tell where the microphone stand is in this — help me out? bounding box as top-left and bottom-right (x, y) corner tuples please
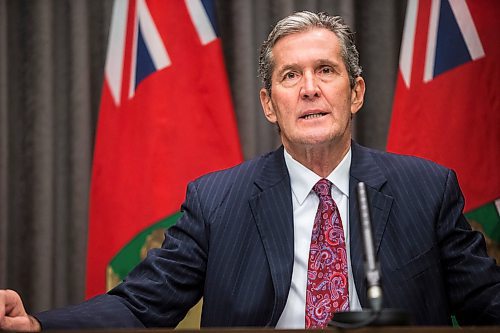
(328, 182), (410, 328)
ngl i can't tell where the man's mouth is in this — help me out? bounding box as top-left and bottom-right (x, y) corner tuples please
(301, 112), (327, 120)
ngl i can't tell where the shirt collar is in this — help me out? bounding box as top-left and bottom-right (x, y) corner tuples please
(284, 147), (351, 205)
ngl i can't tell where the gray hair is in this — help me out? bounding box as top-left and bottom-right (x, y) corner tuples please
(258, 11), (362, 93)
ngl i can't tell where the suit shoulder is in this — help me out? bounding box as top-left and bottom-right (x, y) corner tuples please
(197, 150), (273, 182)
(188, 150), (276, 198)
(181, 150), (278, 219)
(361, 145), (452, 181)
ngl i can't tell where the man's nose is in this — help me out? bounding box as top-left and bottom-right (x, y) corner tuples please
(300, 72), (320, 99)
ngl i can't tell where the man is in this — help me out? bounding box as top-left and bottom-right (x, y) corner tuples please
(1, 11), (499, 331)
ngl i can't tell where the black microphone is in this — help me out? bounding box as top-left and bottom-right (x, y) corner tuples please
(328, 182), (410, 328)
(356, 181), (383, 312)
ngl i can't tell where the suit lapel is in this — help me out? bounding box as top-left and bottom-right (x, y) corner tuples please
(249, 147), (294, 325)
(247, 143), (394, 316)
(349, 142), (393, 307)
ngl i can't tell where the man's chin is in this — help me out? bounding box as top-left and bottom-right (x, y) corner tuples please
(302, 134), (351, 148)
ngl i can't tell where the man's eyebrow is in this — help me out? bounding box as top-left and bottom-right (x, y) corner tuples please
(275, 63), (299, 75)
(314, 59), (341, 67)
(275, 59), (342, 75)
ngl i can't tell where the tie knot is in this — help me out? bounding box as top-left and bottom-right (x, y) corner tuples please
(313, 178), (332, 197)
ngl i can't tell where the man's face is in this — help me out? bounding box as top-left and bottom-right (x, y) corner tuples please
(260, 28), (365, 154)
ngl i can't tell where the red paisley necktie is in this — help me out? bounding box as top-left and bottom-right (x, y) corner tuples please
(305, 178), (349, 328)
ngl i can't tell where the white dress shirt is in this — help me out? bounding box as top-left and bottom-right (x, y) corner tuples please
(276, 147), (362, 328)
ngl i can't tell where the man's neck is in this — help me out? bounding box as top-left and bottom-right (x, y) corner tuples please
(284, 139), (351, 178)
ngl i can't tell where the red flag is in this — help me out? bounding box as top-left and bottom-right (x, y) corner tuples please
(86, 0), (242, 298)
(388, 0), (499, 213)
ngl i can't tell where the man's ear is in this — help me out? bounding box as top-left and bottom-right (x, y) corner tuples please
(260, 88), (277, 123)
(350, 77), (365, 115)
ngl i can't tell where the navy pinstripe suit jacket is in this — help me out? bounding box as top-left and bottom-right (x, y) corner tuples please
(36, 142), (500, 329)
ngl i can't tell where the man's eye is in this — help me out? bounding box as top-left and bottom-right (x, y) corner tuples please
(285, 72), (296, 80)
(320, 66), (333, 74)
